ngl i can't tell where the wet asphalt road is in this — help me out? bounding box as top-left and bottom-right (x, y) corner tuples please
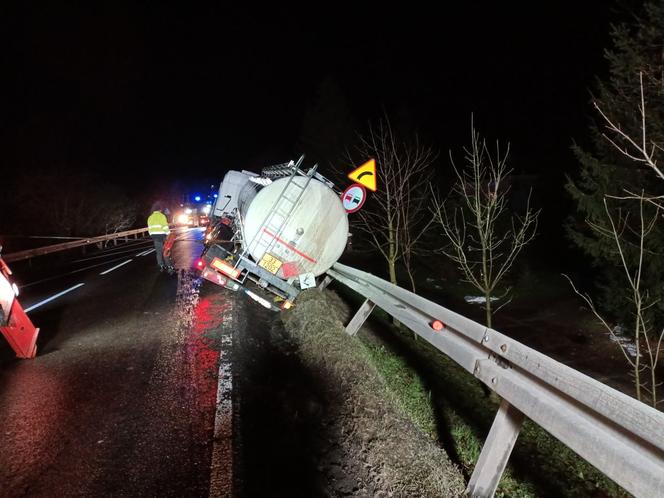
(0, 228), (236, 497)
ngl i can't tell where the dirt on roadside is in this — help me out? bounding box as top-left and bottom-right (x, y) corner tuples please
(232, 287), (466, 497)
(278, 290), (466, 497)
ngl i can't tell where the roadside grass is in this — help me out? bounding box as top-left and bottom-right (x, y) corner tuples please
(331, 286), (629, 498)
(280, 290), (467, 497)
(360, 342), (438, 439)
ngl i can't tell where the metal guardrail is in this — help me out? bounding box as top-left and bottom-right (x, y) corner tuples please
(325, 262), (664, 498)
(3, 227), (150, 262)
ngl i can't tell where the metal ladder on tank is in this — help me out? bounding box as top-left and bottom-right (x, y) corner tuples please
(235, 157), (316, 275)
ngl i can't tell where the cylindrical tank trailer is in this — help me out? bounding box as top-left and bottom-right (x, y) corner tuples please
(242, 176), (348, 277)
(201, 159), (348, 310)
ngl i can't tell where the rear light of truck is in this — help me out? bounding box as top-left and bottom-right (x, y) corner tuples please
(211, 257), (241, 279)
(201, 267), (227, 287)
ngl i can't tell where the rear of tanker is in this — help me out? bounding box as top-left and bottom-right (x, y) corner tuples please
(200, 157), (348, 310)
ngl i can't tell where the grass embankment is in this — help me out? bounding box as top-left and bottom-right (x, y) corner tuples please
(281, 290), (466, 497)
(313, 287), (631, 498)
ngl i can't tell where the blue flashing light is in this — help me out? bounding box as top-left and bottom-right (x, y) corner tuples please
(213, 194), (218, 198)
(194, 195), (201, 202)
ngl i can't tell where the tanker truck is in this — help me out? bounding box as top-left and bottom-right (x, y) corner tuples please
(200, 156), (348, 311)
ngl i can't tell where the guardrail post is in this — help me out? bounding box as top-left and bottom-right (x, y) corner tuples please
(345, 298), (375, 336)
(467, 399), (525, 498)
(318, 275), (333, 290)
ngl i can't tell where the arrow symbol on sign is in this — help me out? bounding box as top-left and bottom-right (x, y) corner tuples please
(347, 159), (377, 191)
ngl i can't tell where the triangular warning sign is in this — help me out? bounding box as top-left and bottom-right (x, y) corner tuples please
(347, 159), (377, 192)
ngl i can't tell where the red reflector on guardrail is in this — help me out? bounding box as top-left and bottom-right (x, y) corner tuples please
(430, 320), (445, 331)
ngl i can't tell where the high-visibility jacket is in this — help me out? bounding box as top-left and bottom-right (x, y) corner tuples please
(147, 211), (170, 235)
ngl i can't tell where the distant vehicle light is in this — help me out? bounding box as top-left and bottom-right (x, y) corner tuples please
(184, 208), (193, 214)
(213, 194), (218, 198)
(177, 214), (189, 224)
(194, 195), (201, 202)
(202, 205), (211, 214)
(196, 259), (204, 268)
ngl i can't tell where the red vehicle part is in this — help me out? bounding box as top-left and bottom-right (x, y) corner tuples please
(210, 257), (241, 279)
(163, 232), (176, 258)
(0, 258), (39, 359)
(0, 300), (39, 358)
(200, 266), (228, 287)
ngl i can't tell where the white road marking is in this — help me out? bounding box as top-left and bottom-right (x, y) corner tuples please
(99, 259), (133, 275)
(72, 243), (152, 262)
(135, 248), (152, 256)
(21, 255), (141, 289)
(140, 248), (155, 256)
(24, 283), (85, 313)
(208, 308), (234, 498)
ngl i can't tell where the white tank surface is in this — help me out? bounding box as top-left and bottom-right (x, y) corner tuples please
(242, 176), (348, 278)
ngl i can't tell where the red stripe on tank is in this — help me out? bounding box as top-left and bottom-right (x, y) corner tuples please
(261, 228), (317, 263)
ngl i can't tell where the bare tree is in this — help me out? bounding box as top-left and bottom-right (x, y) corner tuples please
(596, 72), (664, 185)
(565, 197), (664, 406)
(351, 117), (436, 290)
(566, 73), (664, 407)
(431, 122), (539, 328)
(399, 189), (433, 293)
(13, 169), (137, 239)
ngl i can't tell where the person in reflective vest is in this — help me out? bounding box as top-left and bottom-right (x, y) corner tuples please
(147, 203), (174, 273)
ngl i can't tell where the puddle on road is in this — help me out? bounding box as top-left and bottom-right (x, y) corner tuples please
(170, 227), (205, 271)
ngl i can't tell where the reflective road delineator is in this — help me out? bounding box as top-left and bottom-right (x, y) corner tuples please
(0, 258), (39, 359)
(1, 298), (40, 358)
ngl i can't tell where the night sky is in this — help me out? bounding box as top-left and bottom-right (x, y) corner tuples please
(1, 2), (641, 197)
